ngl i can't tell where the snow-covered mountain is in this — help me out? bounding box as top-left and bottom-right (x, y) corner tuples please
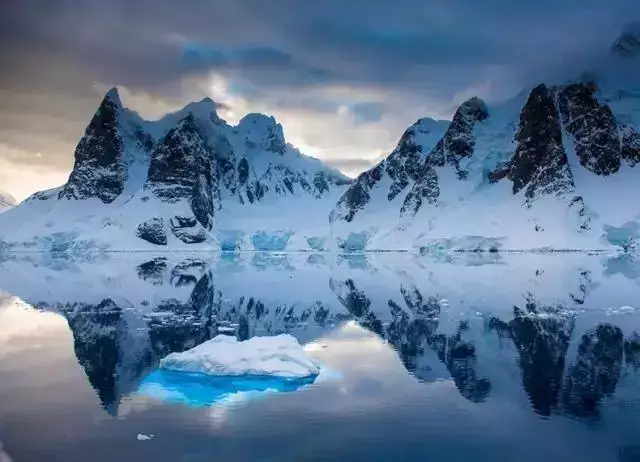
(0, 90), (350, 251)
(0, 191), (16, 212)
(331, 29), (640, 252)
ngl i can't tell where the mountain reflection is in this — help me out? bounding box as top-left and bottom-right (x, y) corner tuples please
(489, 301), (575, 416)
(2, 252), (640, 422)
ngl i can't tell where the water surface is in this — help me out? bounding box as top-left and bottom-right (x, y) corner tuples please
(1, 252), (640, 462)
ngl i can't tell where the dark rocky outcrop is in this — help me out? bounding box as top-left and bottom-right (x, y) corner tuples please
(59, 89), (127, 203)
(144, 114), (214, 242)
(557, 82), (621, 176)
(507, 84), (575, 200)
(330, 165), (383, 223)
(136, 218), (167, 246)
(170, 216), (207, 244)
(400, 166), (439, 218)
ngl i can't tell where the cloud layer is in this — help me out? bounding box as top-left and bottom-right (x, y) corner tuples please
(1, 0), (638, 199)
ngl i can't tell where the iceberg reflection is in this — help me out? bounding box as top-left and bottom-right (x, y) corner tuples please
(137, 369), (316, 408)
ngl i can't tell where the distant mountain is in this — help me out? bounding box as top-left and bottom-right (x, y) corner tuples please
(0, 90), (350, 251)
(330, 27), (640, 252)
(0, 191), (16, 211)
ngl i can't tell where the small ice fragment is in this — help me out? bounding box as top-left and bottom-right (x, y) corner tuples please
(137, 434), (154, 441)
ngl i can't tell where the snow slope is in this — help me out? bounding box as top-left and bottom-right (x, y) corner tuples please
(330, 30), (640, 252)
(0, 91), (350, 251)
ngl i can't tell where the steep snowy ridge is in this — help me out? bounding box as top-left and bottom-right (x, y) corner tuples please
(330, 29), (640, 252)
(330, 117), (448, 224)
(0, 88), (350, 251)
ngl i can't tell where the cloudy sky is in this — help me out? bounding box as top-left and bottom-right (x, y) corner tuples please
(1, 0), (638, 200)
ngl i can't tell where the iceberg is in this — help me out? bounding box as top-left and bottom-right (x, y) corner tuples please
(159, 334), (321, 378)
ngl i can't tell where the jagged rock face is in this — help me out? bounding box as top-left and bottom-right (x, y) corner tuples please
(428, 97), (489, 180)
(400, 167), (439, 218)
(558, 83), (621, 176)
(330, 165), (383, 223)
(507, 84), (575, 200)
(330, 119), (445, 223)
(136, 218), (167, 246)
(385, 124), (428, 200)
(562, 323), (623, 418)
(145, 115), (214, 241)
(621, 125), (640, 165)
(59, 93), (126, 203)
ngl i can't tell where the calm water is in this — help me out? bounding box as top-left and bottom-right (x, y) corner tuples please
(1, 252), (640, 462)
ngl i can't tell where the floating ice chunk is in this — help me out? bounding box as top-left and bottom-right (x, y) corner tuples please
(159, 334), (321, 378)
(137, 434), (154, 441)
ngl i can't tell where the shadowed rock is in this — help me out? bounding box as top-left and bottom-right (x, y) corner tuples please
(508, 84), (574, 200)
(59, 89), (126, 203)
(558, 82), (621, 176)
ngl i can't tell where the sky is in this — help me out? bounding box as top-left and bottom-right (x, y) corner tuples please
(1, 0), (639, 200)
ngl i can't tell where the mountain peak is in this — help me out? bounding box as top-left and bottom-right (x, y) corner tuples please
(237, 113), (286, 154)
(611, 22), (640, 57)
(103, 86), (123, 107)
(457, 97), (489, 120)
(182, 97), (220, 123)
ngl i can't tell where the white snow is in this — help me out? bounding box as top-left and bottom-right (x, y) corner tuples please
(159, 334), (321, 378)
(0, 190), (16, 212)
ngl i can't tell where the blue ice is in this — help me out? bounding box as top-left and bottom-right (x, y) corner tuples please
(137, 369), (315, 408)
(251, 231), (293, 251)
